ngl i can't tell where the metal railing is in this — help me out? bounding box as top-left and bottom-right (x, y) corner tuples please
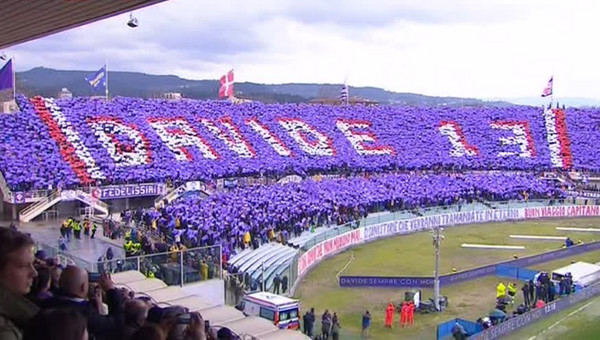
(35, 240), (223, 286)
(74, 190), (109, 213)
(19, 190), (61, 220)
(98, 244), (223, 286)
(34, 241), (96, 272)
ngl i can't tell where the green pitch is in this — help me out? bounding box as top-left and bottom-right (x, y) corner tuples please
(504, 294), (600, 340)
(293, 218), (600, 339)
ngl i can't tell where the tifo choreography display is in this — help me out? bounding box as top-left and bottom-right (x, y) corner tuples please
(134, 172), (560, 256)
(2, 95), (598, 191)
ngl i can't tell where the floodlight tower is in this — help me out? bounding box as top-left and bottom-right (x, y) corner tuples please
(432, 226), (445, 311)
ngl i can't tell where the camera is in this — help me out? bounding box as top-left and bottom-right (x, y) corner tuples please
(88, 272), (102, 282)
(176, 313), (191, 324)
(127, 13), (139, 28)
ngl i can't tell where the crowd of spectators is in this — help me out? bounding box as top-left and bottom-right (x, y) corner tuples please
(121, 172), (563, 261)
(2, 95), (596, 191)
(0, 226), (237, 340)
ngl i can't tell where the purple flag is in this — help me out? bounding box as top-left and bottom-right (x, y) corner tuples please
(0, 59), (13, 92)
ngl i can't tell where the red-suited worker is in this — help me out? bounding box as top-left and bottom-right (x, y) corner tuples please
(407, 301), (415, 326)
(400, 301), (409, 327)
(384, 301), (395, 328)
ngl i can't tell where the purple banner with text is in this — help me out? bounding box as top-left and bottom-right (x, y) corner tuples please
(339, 276), (434, 288)
(92, 183), (167, 199)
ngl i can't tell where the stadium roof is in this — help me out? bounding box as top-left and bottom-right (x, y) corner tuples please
(0, 0), (168, 50)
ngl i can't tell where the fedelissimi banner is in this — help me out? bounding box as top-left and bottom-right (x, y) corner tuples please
(296, 205), (600, 278)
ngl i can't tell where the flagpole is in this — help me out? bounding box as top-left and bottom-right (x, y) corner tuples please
(105, 58), (109, 101)
(12, 54), (16, 101)
(344, 73), (348, 106)
(550, 75), (554, 108)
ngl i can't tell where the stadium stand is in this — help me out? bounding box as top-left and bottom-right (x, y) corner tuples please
(0, 95), (586, 191)
(110, 268), (293, 339)
(1, 94), (594, 339)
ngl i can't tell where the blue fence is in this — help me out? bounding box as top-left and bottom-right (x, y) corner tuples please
(495, 265), (539, 282)
(437, 318), (483, 339)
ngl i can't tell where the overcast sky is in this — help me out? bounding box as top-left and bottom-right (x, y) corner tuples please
(4, 0), (600, 99)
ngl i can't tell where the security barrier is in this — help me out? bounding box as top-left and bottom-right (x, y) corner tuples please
(470, 280), (600, 339)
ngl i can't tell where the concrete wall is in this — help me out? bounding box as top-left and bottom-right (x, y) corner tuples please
(182, 279), (225, 306)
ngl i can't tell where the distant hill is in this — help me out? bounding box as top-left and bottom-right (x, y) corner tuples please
(16, 67), (512, 106)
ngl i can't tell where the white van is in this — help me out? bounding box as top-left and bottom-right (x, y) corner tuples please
(551, 261), (600, 287)
(238, 292), (300, 330)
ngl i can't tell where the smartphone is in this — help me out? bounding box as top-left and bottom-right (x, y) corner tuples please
(88, 272), (102, 282)
(176, 313), (192, 324)
(204, 320), (210, 332)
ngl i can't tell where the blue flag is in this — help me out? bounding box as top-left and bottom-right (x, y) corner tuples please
(0, 59), (14, 92)
(85, 65), (106, 91)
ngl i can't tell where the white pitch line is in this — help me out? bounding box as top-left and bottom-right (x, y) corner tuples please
(336, 251), (355, 281)
(510, 235), (567, 240)
(557, 227), (600, 232)
(528, 300), (594, 340)
(461, 243), (525, 250)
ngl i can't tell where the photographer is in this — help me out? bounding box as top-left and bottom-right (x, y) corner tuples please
(40, 266), (124, 340)
(137, 306), (210, 340)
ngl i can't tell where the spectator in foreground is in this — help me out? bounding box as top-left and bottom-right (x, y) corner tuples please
(26, 266), (53, 305)
(137, 307), (208, 340)
(41, 266), (124, 339)
(23, 308), (88, 340)
(130, 325), (164, 340)
(121, 299), (150, 340)
(0, 227), (39, 340)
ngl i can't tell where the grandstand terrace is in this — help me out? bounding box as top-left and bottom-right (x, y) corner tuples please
(1, 94), (597, 340)
(0, 95), (586, 192)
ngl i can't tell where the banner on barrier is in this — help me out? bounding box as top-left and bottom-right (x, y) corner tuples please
(297, 229), (363, 277)
(299, 205), (600, 279)
(93, 183), (167, 199)
(523, 205), (600, 219)
(339, 276), (434, 288)
(471, 281), (600, 339)
(363, 208), (522, 243)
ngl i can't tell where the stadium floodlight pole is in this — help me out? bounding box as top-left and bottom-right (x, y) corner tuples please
(432, 226), (444, 311)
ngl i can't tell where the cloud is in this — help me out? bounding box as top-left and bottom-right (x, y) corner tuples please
(4, 0), (600, 99)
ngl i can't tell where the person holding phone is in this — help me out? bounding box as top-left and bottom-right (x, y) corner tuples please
(40, 267), (124, 339)
(139, 308), (210, 340)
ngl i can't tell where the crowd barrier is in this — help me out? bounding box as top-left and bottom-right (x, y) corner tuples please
(437, 318), (483, 340)
(290, 204), (600, 294)
(35, 241), (223, 287)
(494, 265), (539, 282)
(470, 279), (600, 339)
